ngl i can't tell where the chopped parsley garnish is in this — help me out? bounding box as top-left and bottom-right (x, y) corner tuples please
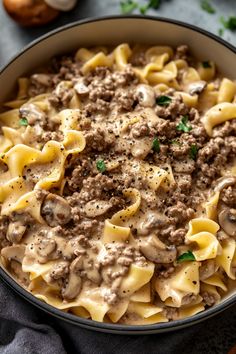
(176, 115), (192, 133)
(152, 137), (160, 153)
(19, 117), (28, 126)
(220, 16), (236, 31)
(96, 159), (106, 173)
(189, 144), (198, 160)
(202, 61), (211, 68)
(156, 95), (172, 106)
(120, 0), (138, 14)
(201, 0), (215, 14)
(177, 251), (196, 263)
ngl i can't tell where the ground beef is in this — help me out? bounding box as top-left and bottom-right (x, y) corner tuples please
(131, 121), (150, 138)
(114, 89), (136, 112)
(163, 307), (179, 321)
(201, 291), (219, 307)
(82, 65), (138, 115)
(155, 95), (189, 120)
(0, 216), (10, 248)
(166, 201), (195, 225)
(152, 119), (177, 139)
(175, 44), (189, 60)
(67, 158), (94, 192)
(197, 137), (225, 164)
(51, 56), (81, 82)
(168, 228), (186, 245)
(156, 263), (175, 278)
(220, 185), (236, 207)
(212, 119), (236, 138)
(84, 127), (115, 152)
(129, 50), (147, 67)
(48, 86), (74, 108)
(41, 130), (63, 144)
(77, 174), (117, 203)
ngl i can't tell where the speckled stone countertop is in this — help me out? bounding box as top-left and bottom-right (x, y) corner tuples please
(0, 0), (236, 67)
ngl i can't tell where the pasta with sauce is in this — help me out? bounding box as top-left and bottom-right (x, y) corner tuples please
(0, 43), (235, 325)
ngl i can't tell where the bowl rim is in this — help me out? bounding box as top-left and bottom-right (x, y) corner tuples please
(0, 14), (236, 334)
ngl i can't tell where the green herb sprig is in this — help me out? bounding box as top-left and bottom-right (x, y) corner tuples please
(120, 0), (138, 14)
(176, 115), (192, 133)
(201, 0), (215, 14)
(220, 16), (236, 31)
(19, 117), (28, 126)
(96, 159), (106, 173)
(189, 144), (198, 160)
(140, 0), (160, 14)
(156, 95), (172, 107)
(152, 137), (160, 153)
(177, 251), (196, 263)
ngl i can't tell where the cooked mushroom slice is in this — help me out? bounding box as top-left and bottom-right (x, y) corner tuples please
(84, 199), (112, 218)
(50, 261), (69, 280)
(218, 208), (236, 237)
(74, 79), (89, 96)
(140, 236), (177, 263)
(214, 176), (236, 192)
(19, 103), (46, 125)
(199, 260), (217, 281)
(41, 193), (71, 227)
(31, 74), (52, 87)
(1, 245), (26, 264)
(62, 257), (83, 300)
(36, 238), (57, 258)
(135, 84), (155, 107)
(138, 212), (168, 236)
(188, 81), (206, 95)
(7, 221), (27, 243)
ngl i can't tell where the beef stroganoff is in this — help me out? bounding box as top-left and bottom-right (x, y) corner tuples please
(0, 44), (235, 325)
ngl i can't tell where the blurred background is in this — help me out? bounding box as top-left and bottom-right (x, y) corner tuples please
(0, 0), (236, 67)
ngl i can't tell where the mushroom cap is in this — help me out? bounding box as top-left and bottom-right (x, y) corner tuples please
(41, 193), (71, 227)
(45, 0), (77, 11)
(3, 0), (59, 27)
(218, 208), (236, 237)
(140, 235), (177, 263)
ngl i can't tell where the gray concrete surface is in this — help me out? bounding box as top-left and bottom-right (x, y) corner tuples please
(0, 0), (236, 66)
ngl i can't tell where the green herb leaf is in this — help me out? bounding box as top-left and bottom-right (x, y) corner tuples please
(177, 251), (196, 263)
(120, 0), (138, 14)
(220, 16), (236, 31)
(156, 95), (172, 106)
(189, 144), (198, 160)
(152, 137), (160, 153)
(202, 61), (211, 68)
(148, 0), (160, 9)
(218, 28), (224, 36)
(139, 0), (160, 14)
(139, 4), (149, 14)
(176, 115), (192, 133)
(96, 159), (106, 173)
(201, 0), (215, 14)
(19, 117), (28, 126)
